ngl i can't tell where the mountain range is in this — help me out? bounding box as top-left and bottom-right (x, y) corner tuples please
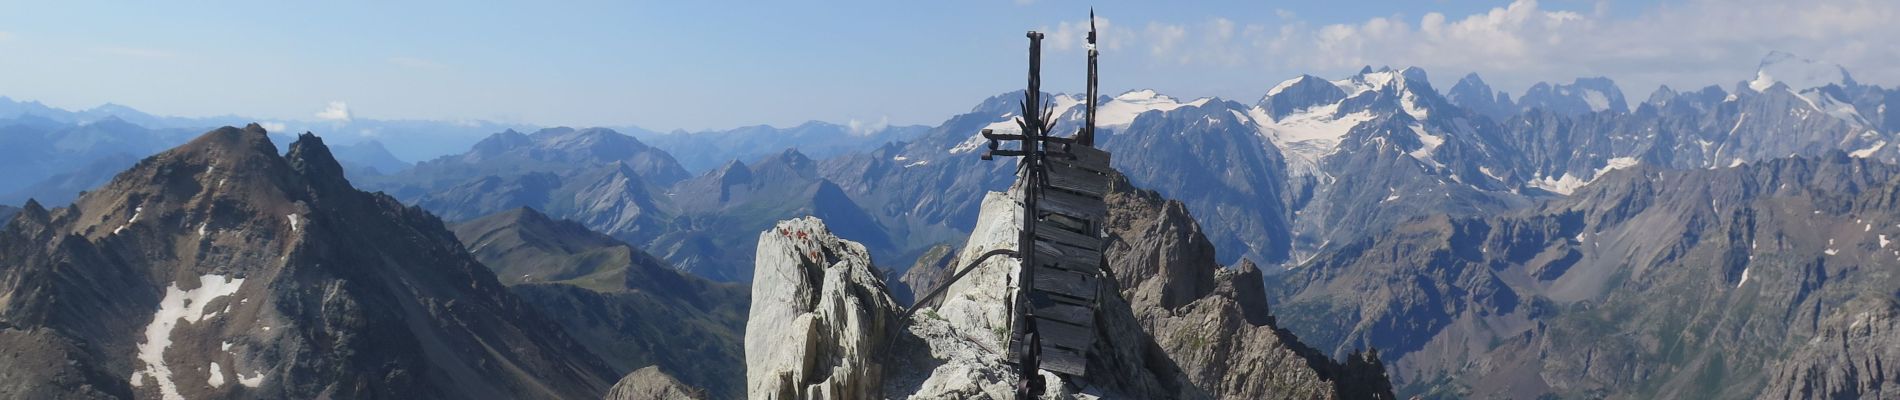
(4, 50), (1900, 399)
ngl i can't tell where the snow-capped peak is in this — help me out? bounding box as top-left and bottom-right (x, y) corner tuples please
(1097, 89), (1209, 127)
(1266, 75), (1324, 98)
(1115, 89), (1166, 102)
(1331, 66), (1428, 97)
(1748, 51), (1853, 93)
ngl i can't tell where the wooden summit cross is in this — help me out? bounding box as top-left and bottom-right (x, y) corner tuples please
(979, 11), (1111, 395)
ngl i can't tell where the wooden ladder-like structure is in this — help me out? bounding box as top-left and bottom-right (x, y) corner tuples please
(897, 12), (1106, 399)
(983, 11), (1109, 397)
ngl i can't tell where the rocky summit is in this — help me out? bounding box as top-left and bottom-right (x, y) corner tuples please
(744, 171), (1394, 399)
(0, 125), (616, 399)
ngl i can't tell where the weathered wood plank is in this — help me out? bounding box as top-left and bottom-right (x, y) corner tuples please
(1038, 188), (1106, 220)
(1039, 346), (1087, 376)
(1034, 241), (1102, 272)
(1046, 161), (1108, 197)
(1042, 212), (1091, 233)
(1050, 146), (1112, 174)
(1029, 293), (1094, 326)
(1034, 220), (1102, 250)
(1032, 267), (1099, 301)
(1036, 319), (1094, 351)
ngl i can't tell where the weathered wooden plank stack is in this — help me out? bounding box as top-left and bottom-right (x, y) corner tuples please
(961, 14), (1107, 397)
(1017, 145), (1111, 376)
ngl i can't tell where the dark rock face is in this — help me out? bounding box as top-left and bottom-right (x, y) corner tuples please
(1101, 99), (1297, 268)
(1447, 73), (1517, 122)
(1271, 155), (1900, 399)
(450, 207), (746, 399)
(1760, 297), (1900, 399)
(1517, 77), (1629, 116)
(1259, 75), (1348, 120)
(1104, 175), (1394, 400)
(0, 125), (616, 399)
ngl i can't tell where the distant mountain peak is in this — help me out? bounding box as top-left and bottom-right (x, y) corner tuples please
(286, 132), (351, 191)
(1518, 77), (1628, 115)
(1749, 51), (1855, 93)
(1448, 72), (1516, 121)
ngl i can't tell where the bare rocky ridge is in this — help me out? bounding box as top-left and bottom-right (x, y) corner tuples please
(1760, 297), (1900, 399)
(1105, 176), (1394, 400)
(1271, 154), (1900, 399)
(450, 207), (746, 399)
(0, 125), (616, 399)
(747, 173), (1393, 399)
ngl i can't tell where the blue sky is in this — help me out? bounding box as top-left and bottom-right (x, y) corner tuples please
(0, 0), (1894, 131)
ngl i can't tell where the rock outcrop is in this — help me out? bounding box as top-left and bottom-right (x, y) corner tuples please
(1106, 176), (1394, 400)
(746, 172), (1393, 399)
(1759, 297), (1900, 399)
(605, 366), (709, 400)
(745, 217), (901, 399)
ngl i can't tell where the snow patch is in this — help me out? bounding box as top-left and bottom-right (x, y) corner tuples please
(132, 274), (248, 400)
(114, 206), (145, 235)
(1851, 141), (1886, 158)
(1479, 166), (1504, 182)
(1529, 174), (1590, 195)
(1600, 157), (1640, 175)
(1265, 76), (1310, 97)
(903, 160), (930, 168)
(1793, 90), (1869, 125)
(208, 362), (225, 388)
(237, 370), (264, 388)
(1407, 124), (1444, 167)
(1581, 89), (1611, 112)
(1737, 265), (1752, 288)
(1250, 103), (1376, 177)
(1097, 90), (1200, 128)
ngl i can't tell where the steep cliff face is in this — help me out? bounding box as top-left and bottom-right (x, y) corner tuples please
(1105, 176), (1394, 400)
(745, 217), (901, 399)
(0, 125), (615, 399)
(1759, 297), (1900, 399)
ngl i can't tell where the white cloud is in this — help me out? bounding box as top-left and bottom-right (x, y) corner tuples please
(1045, 15), (1124, 52)
(388, 56), (445, 70)
(316, 101), (352, 122)
(1104, 0), (1900, 96)
(847, 116), (889, 136)
(258, 122), (288, 134)
(1145, 23), (1186, 60)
